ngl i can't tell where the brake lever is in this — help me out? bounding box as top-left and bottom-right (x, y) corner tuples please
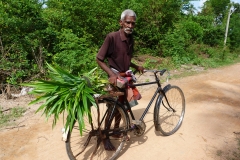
(133, 70), (138, 75)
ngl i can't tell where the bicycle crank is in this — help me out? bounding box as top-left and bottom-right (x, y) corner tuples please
(132, 120), (146, 137)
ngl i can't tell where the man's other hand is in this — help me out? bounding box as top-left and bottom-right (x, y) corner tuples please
(108, 74), (118, 85)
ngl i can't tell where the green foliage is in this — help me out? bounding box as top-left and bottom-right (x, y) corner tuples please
(53, 29), (97, 74)
(0, 0), (239, 85)
(160, 26), (190, 65)
(0, 0), (49, 84)
(186, 43), (237, 68)
(0, 49), (29, 84)
(192, 15), (214, 29)
(210, 0), (230, 17)
(157, 58), (175, 70)
(203, 27), (224, 46)
(134, 0), (183, 55)
(182, 20), (203, 43)
(45, 0), (120, 45)
(229, 3), (240, 50)
(216, 137), (240, 159)
(0, 107), (27, 128)
(24, 63), (108, 135)
(143, 58), (157, 69)
(201, 0), (230, 24)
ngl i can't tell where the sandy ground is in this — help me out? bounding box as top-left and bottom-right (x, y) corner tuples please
(0, 63), (240, 160)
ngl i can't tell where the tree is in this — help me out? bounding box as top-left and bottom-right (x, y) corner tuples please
(132, 0), (183, 55)
(0, 0), (48, 84)
(210, 0), (230, 17)
(202, 0), (230, 24)
(228, 3), (240, 50)
(0, 0), (238, 86)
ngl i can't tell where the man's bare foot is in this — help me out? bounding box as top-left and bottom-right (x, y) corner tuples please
(103, 138), (116, 151)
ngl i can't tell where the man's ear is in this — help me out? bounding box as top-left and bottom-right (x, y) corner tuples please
(119, 20), (123, 28)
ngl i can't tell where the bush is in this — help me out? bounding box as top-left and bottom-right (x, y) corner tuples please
(202, 27), (224, 47)
(0, 107), (27, 128)
(53, 29), (98, 74)
(160, 27), (189, 65)
(181, 20), (203, 43)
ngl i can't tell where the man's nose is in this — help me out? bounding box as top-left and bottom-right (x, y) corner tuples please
(128, 23), (134, 28)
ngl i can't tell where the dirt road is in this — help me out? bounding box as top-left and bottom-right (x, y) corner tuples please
(1, 63), (240, 160)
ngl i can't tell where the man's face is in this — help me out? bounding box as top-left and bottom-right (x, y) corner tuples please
(120, 16), (136, 35)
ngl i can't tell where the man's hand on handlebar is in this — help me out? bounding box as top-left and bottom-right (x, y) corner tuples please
(137, 66), (144, 74)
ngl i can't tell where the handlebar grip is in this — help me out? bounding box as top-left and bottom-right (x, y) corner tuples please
(160, 69), (167, 76)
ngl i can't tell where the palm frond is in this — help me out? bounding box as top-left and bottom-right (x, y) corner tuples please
(23, 63), (108, 134)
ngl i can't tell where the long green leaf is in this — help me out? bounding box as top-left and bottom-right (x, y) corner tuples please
(77, 105), (83, 135)
(24, 63), (108, 135)
(29, 95), (48, 105)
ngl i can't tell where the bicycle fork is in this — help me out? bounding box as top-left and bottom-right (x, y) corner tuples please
(160, 84), (176, 112)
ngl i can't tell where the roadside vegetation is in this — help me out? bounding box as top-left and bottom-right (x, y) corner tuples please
(0, 107), (27, 128)
(0, 0), (239, 86)
(216, 135), (240, 160)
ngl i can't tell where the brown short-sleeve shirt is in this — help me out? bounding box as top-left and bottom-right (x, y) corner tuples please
(96, 29), (134, 72)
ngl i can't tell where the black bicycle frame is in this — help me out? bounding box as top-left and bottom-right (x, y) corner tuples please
(124, 71), (174, 121)
(125, 80), (162, 121)
(103, 70), (173, 131)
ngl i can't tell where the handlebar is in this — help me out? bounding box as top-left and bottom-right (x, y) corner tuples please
(143, 69), (167, 76)
(134, 69), (168, 76)
(134, 69), (170, 83)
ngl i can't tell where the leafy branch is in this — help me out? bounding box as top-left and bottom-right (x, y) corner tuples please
(23, 63), (108, 135)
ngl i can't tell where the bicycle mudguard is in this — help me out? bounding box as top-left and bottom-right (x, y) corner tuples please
(153, 84), (171, 131)
(163, 84), (171, 92)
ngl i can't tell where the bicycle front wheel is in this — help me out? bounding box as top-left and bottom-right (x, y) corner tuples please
(154, 85), (185, 136)
(66, 98), (129, 160)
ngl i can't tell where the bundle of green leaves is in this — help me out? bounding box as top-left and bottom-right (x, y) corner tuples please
(24, 63), (108, 135)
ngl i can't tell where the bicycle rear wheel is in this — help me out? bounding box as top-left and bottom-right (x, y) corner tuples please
(154, 85), (185, 136)
(66, 98), (129, 160)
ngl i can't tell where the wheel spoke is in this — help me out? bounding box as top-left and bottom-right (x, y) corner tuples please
(66, 99), (129, 159)
(156, 86), (185, 136)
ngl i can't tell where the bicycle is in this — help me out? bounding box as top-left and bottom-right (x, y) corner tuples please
(65, 69), (185, 160)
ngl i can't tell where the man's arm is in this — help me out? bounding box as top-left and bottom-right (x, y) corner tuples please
(96, 34), (119, 85)
(96, 58), (118, 85)
(130, 62), (144, 73)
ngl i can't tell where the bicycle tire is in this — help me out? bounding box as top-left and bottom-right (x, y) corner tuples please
(154, 85), (185, 136)
(66, 98), (129, 160)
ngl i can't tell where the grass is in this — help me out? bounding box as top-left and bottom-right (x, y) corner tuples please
(176, 55), (240, 79)
(231, 137), (240, 160)
(0, 107), (27, 128)
(133, 51), (240, 82)
(171, 69), (207, 79)
(216, 137), (240, 160)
